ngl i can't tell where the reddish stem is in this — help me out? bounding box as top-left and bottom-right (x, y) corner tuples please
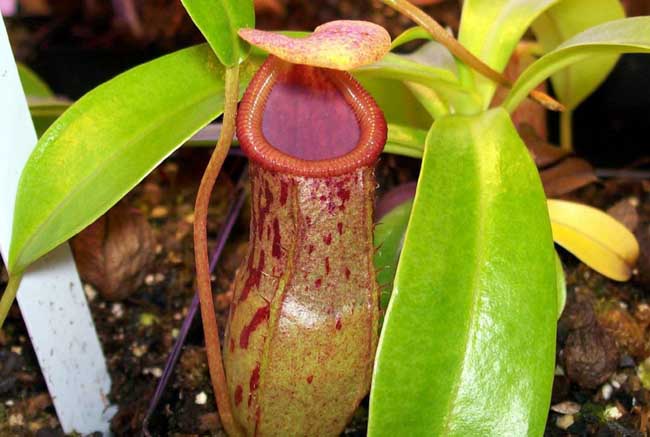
(193, 65), (244, 437)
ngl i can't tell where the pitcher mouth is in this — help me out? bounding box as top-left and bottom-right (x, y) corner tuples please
(237, 55), (386, 178)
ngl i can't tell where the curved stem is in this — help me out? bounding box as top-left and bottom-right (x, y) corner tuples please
(382, 0), (564, 112)
(560, 109), (573, 152)
(0, 272), (23, 328)
(193, 65), (244, 437)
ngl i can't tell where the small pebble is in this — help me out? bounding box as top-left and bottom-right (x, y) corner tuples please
(10, 346), (21, 355)
(150, 206), (169, 218)
(143, 367), (163, 378)
(139, 313), (158, 327)
(9, 414), (24, 427)
(195, 391), (208, 405)
(604, 404), (623, 420)
(171, 328), (179, 339)
(154, 273), (165, 284)
(145, 274), (155, 286)
(83, 283), (97, 301)
(611, 373), (627, 389)
(111, 303), (124, 319)
(132, 343), (148, 358)
(555, 365), (565, 376)
(556, 414), (574, 430)
(5, 400), (14, 406)
(551, 401), (581, 415)
(601, 383), (613, 400)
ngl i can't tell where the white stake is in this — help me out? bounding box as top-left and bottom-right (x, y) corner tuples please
(0, 18), (116, 435)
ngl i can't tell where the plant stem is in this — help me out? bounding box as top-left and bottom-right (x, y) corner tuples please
(560, 110), (573, 152)
(0, 272), (23, 328)
(382, 0), (564, 112)
(193, 65), (243, 437)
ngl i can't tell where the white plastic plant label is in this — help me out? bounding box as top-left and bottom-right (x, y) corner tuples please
(0, 17), (116, 435)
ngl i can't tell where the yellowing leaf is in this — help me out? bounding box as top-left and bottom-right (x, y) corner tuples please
(238, 20), (391, 70)
(548, 199), (639, 281)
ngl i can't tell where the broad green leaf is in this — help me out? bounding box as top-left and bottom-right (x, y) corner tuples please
(404, 82), (448, 119)
(548, 199), (639, 281)
(403, 40), (457, 75)
(374, 199), (413, 309)
(375, 202), (568, 320)
(354, 53), (481, 113)
(391, 26), (432, 50)
(384, 124), (427, 158)
(457, 0), (560, 106)
(356, 76), (433, 129)
(181, 0), (254, 66)
(504, 17), (650, 112)
(17, 63), (52, 97)
(555, 251), (567, 319)
(369, 108), (556, 436)
(531, 0), (625, 110)
(8, 44), (260, 273)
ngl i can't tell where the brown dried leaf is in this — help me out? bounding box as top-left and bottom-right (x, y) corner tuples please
(607, 198), (639, 233)
(597, 306), (648, 359)
(254, 0), (285, 15)
(541, 158), (598, 197)
(71, 202), (156, 301)
(518, 123), (569, 167)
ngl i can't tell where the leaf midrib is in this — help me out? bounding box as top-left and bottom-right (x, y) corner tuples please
(439, 117), (488, 436)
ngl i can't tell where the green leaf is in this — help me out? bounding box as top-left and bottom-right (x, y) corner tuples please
(17, 63), (52, 97)
(28, 98), (71, 137)
(8, 44), (260, 273)
(369, 108), (556, 436)
(357, 76), (433, 129)
(181, 0), (254, 66)
(354, 53), (481, 114)
(531, 0), (625, 110)
(384, 124), (427, 158)
(504, 17), (650, 112)
(391, 26), (432, 50)
(374, 199), (413, 309)
(555, 251), (567, 319)
(457, 0), (561, 106)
